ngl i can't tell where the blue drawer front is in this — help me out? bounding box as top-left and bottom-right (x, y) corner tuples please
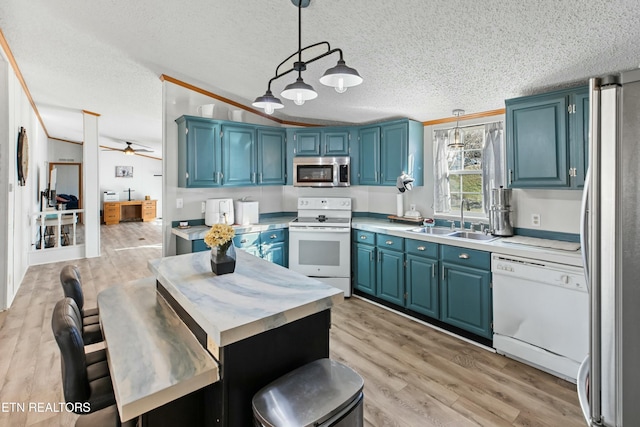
(260, 229), (286, 244)
(376, 233), (404, 251)
(192, 239), (209, 253)
(405, 239), (438, 258)
(233, 232), (260, 248)
(440, 245), (490, 270)
(353, 230), (376, 245)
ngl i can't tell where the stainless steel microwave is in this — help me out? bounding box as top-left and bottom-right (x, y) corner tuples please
(293, 156), (350, 187)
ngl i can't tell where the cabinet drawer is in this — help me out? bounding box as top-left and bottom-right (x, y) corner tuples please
(233, 232), (260, 248)
(353, 230), (376, 245)
(440, 245), (490, 270)
(142, 201), (155, 208)
(405, 239), (438, 258)
(104, 213), (118, 221)
(377, 233), (404, 251)
(260, 229), (286, 244)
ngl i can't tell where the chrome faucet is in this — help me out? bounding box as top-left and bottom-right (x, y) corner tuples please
(460, 199), (469, 231)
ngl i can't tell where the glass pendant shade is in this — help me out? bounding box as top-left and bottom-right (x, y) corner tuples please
(319, 60), (363, 92)
(252, 90), (284, 115)
(449, 127), (464, 149)
(281, 77), (318, 105)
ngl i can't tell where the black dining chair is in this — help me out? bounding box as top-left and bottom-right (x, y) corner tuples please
(52, 298), (137, 426)
(60, 265), (103, 345)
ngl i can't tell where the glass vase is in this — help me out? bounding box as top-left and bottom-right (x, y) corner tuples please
(210, 241), (236, 275)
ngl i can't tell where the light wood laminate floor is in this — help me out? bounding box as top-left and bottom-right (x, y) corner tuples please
(0, 221), (583, 426)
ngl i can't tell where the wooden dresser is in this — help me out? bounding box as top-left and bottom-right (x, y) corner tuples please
(103, 200), (156, 225)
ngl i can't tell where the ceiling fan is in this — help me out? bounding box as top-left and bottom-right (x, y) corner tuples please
(103, 141), (154, 155)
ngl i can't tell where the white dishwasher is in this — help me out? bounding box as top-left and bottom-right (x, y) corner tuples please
(491, 254), (588, 382)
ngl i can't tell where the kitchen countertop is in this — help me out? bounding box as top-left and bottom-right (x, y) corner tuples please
(351, 218), (583, 267)
(97, 277), (219, 421)
(171, 216), (294, 241)
(148, 249), (343, 347)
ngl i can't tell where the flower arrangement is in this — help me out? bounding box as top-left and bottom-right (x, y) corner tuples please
(204, 223), (235, 248)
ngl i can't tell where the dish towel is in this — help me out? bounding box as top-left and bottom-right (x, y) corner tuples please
(501, 236), (581, 251)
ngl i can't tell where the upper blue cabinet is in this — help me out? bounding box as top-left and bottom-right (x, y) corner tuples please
(506, 85), (588, 189)
(176, 116), (286, 188)
(355, 119), (424, 186)
(176, 116), (222, 188)
(291, 127), (351, 156)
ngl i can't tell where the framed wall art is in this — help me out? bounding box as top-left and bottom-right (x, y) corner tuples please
(115, 166), (133, 178)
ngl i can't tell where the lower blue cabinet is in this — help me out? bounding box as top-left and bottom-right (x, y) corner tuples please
(233, 228), (288, 267)
(440, 246), (492, 339)
(351, 230), (492, 341)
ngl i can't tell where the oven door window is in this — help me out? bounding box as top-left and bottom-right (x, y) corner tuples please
(289, 230), (350, 277)
(297, 165), (334, 183)
(299, 240), (340, 266)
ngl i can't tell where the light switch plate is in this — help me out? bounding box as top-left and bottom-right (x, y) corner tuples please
(176, 198), (183, 209)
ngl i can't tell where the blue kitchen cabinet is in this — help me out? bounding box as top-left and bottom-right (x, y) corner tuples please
(222, 124), (256, 186)
(405, 239), (439, 318)
(376, 234), (404, 306)
(177, 116), (286, 188)
(352, 230), (376, 296)
(292, 129), (322, 156)
(357, 126), (380, 185)
(292, 127), (350, 156)
(176, 116), (222, 188)
(260, 229), (288, 267)
(233, 228), (288, 267)
(257, 128), (286, 185)
(506, 85), (588, 189)
(439, 246), (492, 339)
(356, 119), (424, 186)
(233, 232), (261, 258)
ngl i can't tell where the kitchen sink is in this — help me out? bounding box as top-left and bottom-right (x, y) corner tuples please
(447, 231), (498, 241)
(408, 227), (454, 235)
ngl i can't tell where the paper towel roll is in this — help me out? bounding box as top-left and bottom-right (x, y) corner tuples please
(396, 194), (403, 217)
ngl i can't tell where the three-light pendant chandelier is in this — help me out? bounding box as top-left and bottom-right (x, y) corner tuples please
(252, 0), (363, 115)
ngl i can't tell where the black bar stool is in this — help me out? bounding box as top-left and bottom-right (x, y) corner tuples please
(60, 265), (103, 345)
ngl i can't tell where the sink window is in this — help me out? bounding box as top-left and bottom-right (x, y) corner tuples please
(434, 121), (505, 217)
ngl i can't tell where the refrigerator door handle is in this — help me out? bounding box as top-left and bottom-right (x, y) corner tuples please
(580, 166), (590, 287)
(577, 355), (591, 425)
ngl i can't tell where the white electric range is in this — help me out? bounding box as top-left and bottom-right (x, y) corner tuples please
(288, 197), (352, 296)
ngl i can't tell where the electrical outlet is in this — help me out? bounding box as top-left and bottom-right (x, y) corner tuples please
(531, 213), (541, 227)
(409, 204), (416, 211)
(176, 198), (183, 209)
(201, 202), (206, 213)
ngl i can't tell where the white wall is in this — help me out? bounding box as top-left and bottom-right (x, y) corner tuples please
(48, 138), (82, 162)
(99, 150), (162, 214)
(0, 54), (48, 309)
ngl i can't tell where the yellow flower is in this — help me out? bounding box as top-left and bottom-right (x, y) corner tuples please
(203, 223), (235, 248)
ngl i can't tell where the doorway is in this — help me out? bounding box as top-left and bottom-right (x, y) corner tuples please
(49, 162), (83, 223)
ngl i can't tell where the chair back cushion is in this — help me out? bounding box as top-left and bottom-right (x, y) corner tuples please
(60, 265), (85, 312)
(52, 297), (90, 404)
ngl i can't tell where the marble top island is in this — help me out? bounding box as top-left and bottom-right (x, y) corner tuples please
(145, 249), (343, 426)
(149, 249), (344, 349)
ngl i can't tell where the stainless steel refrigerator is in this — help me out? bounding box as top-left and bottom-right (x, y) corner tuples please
(577, 69), (640, 426)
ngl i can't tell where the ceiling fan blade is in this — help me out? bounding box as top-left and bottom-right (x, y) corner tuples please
(134, 148), (154, 153)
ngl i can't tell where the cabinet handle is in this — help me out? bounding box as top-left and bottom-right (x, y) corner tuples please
(370, 251), (373, 261)
(240, 239), (247, 243)
(458, 253), (470, 259)
(251, 172), (255, 183)
(442, 267), (445, 280)
(325, 143), (327, 154)
(375, 171), (378, 182)
(385, 240), (393, 245)
(417, 246), (426, 251)
(360, 235), (367, 240)
(269, 234), (277, 239)
(259, 172), (263, 184)
(508, 169), (513, 186)
(431, 264), (435, 278)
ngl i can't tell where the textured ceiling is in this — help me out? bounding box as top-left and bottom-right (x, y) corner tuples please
(1, 0), (640, 157)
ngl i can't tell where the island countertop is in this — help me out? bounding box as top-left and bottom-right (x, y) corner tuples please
(148, 250), (344, 348)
